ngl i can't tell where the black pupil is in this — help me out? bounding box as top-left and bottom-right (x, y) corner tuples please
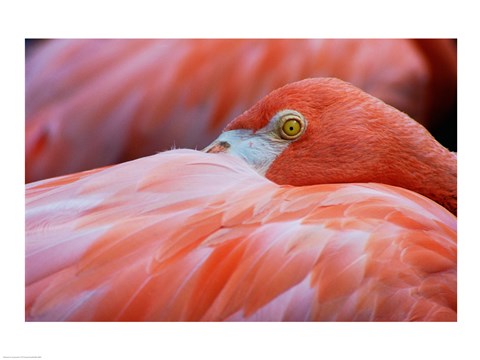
(289, 126), (294, 131)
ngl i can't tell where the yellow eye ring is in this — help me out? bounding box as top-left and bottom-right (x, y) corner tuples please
(277, 111), (306, 140)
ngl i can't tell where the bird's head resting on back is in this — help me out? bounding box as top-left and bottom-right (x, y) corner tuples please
(203, 78), (457, 215)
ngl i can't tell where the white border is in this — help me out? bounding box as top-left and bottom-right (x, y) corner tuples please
(2, 0), (479, 359)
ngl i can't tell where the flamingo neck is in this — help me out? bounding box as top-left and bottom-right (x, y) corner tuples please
(390, 148), (457, 215)
(266, 124), (457, 215)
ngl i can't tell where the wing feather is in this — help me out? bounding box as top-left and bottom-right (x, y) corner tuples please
(25, 149), (456, 321)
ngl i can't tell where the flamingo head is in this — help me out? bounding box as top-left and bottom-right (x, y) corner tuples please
(203, 77), (457, 213)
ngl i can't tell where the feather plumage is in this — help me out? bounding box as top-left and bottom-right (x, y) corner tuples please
(25, 150), (456, 321)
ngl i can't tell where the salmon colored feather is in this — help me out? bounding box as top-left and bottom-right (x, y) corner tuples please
(25, 150), (456, 321)
(25, 39), (457, 182)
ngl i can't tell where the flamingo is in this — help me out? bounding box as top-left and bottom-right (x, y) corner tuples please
(25, 38), (457, 182)
(25, 78), (457, 321)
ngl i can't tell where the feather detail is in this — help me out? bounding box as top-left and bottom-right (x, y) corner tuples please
(25, 150), (456, 321)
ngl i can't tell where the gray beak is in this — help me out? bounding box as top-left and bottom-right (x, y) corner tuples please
(202, 140), (231, 154)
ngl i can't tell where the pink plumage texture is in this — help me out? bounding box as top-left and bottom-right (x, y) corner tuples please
(25, 150), (456, 321)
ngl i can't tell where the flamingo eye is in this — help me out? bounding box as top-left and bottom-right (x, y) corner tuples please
(282, 119), (301, 137)
(277, 111), (306, 140)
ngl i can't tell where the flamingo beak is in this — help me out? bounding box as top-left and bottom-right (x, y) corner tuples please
(202, 140), (231, 154)
(200, 129), (290, 176)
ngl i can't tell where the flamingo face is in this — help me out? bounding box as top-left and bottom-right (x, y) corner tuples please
(204, 109), (307, 176)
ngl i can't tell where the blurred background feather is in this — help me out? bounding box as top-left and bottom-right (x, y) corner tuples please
(25, 39), (456, 183)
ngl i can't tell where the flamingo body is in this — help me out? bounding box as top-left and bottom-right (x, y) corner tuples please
(26, 150), (456, 321)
